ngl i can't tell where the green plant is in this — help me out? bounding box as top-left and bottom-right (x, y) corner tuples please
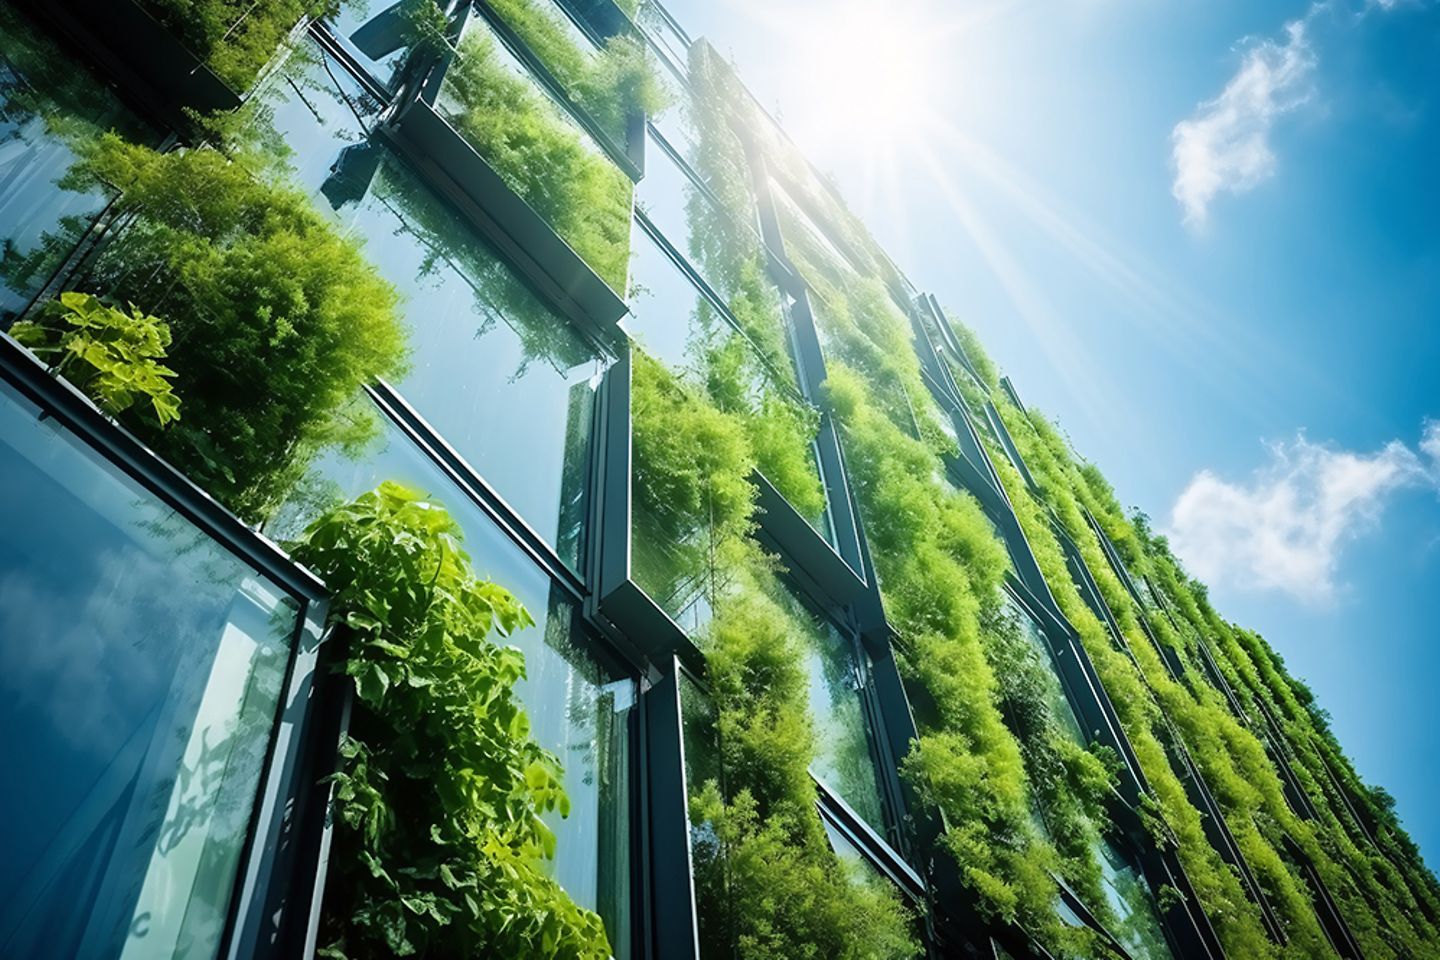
(687, 540), (921, 960)
(139, 0), (337, 90)
(439, 28), (633, 292)
(56, 133), (408, 522)
(12, 291), (180, 425)
(290, 482), (611, 959)
(486, 0), (669, 142)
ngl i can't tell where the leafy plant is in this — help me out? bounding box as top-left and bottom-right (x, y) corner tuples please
(139, 0), (337, 90)
(12, 291), (180, 425)
(438, 27), (633, 292)
(290, 482), (612, 959)
(54, 133), (408, 522)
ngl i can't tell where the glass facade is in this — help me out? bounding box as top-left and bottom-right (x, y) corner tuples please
(0, 379), (300, 959)
(0, 2), (1391, 958)
(0, 7), (157, 322)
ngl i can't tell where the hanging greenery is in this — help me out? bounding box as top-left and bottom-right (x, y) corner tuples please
(439, 26), (633, 292)
(55, 132), (409, 523)
(939, 309), (1440, 958)
(291, 482), (612, 960)
(686, 538), (922, 960)
(484, 0), (669, 143)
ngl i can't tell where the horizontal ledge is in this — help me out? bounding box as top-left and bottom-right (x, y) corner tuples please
(751, 470), (867, 609)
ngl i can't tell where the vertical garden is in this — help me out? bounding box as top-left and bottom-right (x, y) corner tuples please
(0, 1), (1436, 959)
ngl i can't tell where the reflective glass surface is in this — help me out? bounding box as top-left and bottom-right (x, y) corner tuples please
(1096, 838), (1173, 960)
(259, 45), (604, 570)
(434, 13), (633, 292)
(791, 591), (887, 834)
(0, 7), (156, 323)
(0, 381), (300, 960)
(1006, 595), (1088, 745)
(269, 408), (634, 953)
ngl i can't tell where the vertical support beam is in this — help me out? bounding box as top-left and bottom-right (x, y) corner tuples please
(643, 662), (701, 959)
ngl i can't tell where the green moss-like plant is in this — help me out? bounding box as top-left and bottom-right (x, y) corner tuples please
(57, 133), (409, 523)
(942, 322), (1440, 957)
(688, 539), (921, 960)
(439, 28), (633, 292)
(139, 0), (334, 91)
(292, 482), (612, 959)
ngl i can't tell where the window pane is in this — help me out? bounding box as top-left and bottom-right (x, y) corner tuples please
(269, 410), (634, 954)
(1004, 595), (1088, 746)
(1097, 838), (1173, 960)
(0, 6), (156, 322)
(435, 13), (633, 292)
(0, 380), (300, 960)
(791, 591), (887, 834)
(259, 46), (604, 571)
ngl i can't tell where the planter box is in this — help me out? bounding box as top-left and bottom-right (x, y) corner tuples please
(381, 92), (629, 342)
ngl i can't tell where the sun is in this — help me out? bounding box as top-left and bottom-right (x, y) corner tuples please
(786, 0), (943, 146)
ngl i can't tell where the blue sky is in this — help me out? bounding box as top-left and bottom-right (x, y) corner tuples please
(660, 0), (1440, 865)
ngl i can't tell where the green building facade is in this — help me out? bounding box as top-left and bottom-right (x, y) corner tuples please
(0, 0), (1433, 957)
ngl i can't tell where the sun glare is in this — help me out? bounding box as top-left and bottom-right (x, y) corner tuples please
(780, 0), (953, 150)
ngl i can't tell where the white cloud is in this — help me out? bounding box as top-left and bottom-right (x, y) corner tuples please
(1165, 428), (1439, 603)
(1171, 18), (1318, 226)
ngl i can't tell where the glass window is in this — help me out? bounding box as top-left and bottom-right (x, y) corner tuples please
(0, 379), (301, 960)
(1005, 594), (1088, 746)
(635, 1), (690, 81)
(637, 127), (775, 312)
(1096, 838), (1173, 960)
(792, 593), (887, 834)
(434, 13), (633, 292)
(0, 6), (157, 323)
(268, 406), (634, 954)
(257, 45), (605, 571)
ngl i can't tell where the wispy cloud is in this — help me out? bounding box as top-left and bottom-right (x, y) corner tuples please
(1165, 423), (1440, 603)
(1170, 0), (1425, 225)
(1170, 17), (1318, 226)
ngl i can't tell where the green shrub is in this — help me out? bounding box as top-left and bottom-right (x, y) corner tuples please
(60, 133), (408, 522)
(486, 0), (669, 142)
(688, 541), (921, 960)
(292, 482), (612, 959)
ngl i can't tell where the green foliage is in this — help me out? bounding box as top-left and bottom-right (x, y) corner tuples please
(57, 133), (408, 522)
(965, 352), (1440, 957)
(12, 291), (180, 425)
(440, 28), (633, 291)
(486, 0), (670, 142)
(139, 0), (335, 90)
(688, 543), (921, 960)
(290, 482), (611, 960)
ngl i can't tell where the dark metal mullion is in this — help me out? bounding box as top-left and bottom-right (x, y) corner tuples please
(645, 660), (702, 959)
(813, 779), (925, 902)
(306, 19), (392, 106)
